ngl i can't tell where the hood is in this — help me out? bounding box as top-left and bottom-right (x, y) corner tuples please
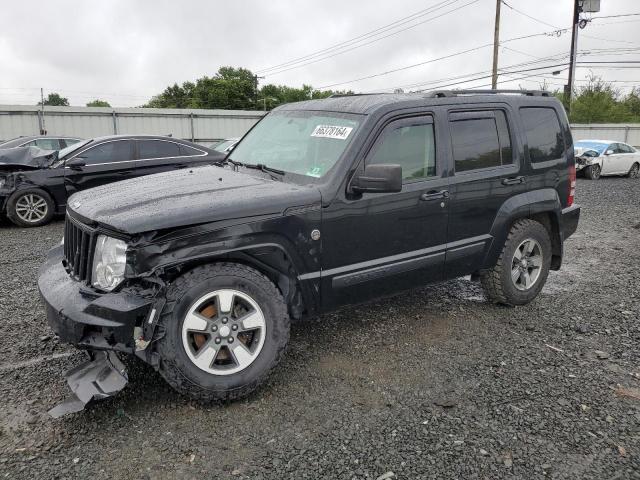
(68, 165), (321, 234)
(0, 146), (57, 170)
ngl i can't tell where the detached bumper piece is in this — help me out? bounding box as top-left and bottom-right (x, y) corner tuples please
(48, 351), (128, 418)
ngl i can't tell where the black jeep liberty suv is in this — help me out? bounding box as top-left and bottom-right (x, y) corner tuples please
(39, 90), (580, 414)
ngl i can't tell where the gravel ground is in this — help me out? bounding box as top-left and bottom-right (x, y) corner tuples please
(0, 178), (638, 479)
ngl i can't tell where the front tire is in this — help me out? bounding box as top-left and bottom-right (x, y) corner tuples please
(627, 162), (639, 179)
(480, 219), (552, 306)
(6, 188), (55, 227)
(155, 263), (290, 402)
(584, 164), (601, 180)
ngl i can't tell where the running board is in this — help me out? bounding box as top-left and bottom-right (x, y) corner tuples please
(48, 351), (128, 418)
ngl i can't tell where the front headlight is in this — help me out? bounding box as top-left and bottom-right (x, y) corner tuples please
(91, 235), (127, 291)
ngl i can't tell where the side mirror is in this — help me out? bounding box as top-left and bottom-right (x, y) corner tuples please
(605, 149), (614, 156)
(66, 157), (86, 170)
(352, 164), (402, 194)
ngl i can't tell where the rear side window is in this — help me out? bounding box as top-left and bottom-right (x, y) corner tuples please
(450, 111), (512, 172)
(520, 107), (564, 163)
(179, 144), (204, 156)
(79, 140), (135, 165)
(138, 140), (181, 159)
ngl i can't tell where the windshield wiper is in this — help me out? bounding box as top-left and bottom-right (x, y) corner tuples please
(241, 163), (285, 179)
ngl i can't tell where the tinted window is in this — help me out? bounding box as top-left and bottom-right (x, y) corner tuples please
(520, 107), (564, 163)
(179, 144), (204, 156)
(138, 140), (181, 159)
(368, 120), (436, 181)
(35, 138), (61, 150)
(450, 117), (501, 172)
(79, 140), (134, 165)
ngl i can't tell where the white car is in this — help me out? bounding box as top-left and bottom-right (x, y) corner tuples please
(574, 139), (640, 180)
(213, 137), (240, 154)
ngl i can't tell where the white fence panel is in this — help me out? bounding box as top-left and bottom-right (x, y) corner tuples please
(570, 124), (640, 147)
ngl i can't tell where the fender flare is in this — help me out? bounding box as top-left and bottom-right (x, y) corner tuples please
(481, 188), (562, 270)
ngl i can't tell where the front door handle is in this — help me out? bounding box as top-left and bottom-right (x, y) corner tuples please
(502, 176), (525, 186)
(420, 190), (449, 201)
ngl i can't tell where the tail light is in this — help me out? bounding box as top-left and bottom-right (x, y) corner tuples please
(568, 164), (576, 207)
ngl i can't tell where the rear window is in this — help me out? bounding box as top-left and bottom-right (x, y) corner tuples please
(520, 107), (564, 163)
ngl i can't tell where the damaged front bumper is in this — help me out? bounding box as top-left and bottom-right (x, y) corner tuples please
(38, 245), (163, 416)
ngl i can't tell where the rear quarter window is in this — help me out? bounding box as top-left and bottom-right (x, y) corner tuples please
(520, 107), (564, 163)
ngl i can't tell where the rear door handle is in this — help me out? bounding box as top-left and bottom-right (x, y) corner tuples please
(420, 190), (449, 201)
(502, 176), (525, 185)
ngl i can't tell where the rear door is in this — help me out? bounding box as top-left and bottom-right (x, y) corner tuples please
(444, 106), (524, 278)
(64, 139), (136, 194)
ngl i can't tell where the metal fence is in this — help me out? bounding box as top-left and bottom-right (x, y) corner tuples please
(0, 105), (266, 145)
(570, 124), (640, 147)
(1, 105), (640, 148)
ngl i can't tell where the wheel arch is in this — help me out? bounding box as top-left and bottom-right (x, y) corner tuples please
(482, 189), (563, 271)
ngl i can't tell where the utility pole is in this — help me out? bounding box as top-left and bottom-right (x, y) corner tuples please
(40, 88), (46, 135)
(491, 0), (501, 89)
(253, 75), (264, 109)
(566, 0), (581, 114)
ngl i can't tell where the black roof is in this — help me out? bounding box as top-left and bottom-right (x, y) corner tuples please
(276, 90), (558, 115)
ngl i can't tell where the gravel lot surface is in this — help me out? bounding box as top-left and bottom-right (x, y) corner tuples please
(0, 178), (638, 479)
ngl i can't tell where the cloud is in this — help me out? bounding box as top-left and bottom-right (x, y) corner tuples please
(0, 0), (637, 107)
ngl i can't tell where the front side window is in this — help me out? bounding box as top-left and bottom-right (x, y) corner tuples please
(450, 111), (512, 172)
(367, 119), (436, 181)
(229, 110), (361, 179)
(138, 140), (180, 159)
(78, 140), (134, 165)
(520, 107), (564, 163)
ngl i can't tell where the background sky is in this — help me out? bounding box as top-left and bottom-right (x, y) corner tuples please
(0, 0), (638, 107)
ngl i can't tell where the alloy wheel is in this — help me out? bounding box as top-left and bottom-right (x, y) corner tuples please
(591, 164), (601, 179)
(630, 164), (639, 178)
(15, 194), (48, 223)
(181, 289), (266, 375)
(511, 238), (543, 291)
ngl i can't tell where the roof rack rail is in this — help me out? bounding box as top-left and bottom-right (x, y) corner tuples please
(328, 93), (385, 98)
(425, 89), (552, 98)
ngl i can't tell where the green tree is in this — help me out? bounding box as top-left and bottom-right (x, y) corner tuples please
(38, 93), (69, 106)
(569, 75), (631, 123)
(86, 99), (111, 107)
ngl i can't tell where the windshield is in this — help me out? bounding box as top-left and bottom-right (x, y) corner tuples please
(575, 141), (608, 155)
(229, 110), (362, 179)
(58, 139), (91, 160)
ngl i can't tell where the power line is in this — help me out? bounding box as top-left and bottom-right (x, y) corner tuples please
(317, 27), (572, 90)
(260, 0), (482, 77)
(255, 0), (461, 74)
(591, 13), (640, 20)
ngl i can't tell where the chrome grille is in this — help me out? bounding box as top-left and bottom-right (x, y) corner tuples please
(63, 215), (96, 283)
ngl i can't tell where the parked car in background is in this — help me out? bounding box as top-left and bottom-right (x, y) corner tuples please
(213, 137), (240, 154)
(574, 139), (640, 179)
(0, 135), (224, 227)
(0, 135), (82, 150)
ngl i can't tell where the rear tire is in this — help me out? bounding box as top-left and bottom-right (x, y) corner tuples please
(584, 164), (601, 180)
(155, 262), (290, 402)
(627, 162), (639, 179)
(6, 188), (55, 227)
(480, 219), (552, 306)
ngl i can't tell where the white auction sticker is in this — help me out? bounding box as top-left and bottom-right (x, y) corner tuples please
(311, 125), (353, 140)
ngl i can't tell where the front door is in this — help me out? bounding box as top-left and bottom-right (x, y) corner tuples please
(320, 113), (449, 310)
(64, 139), (136, 195)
